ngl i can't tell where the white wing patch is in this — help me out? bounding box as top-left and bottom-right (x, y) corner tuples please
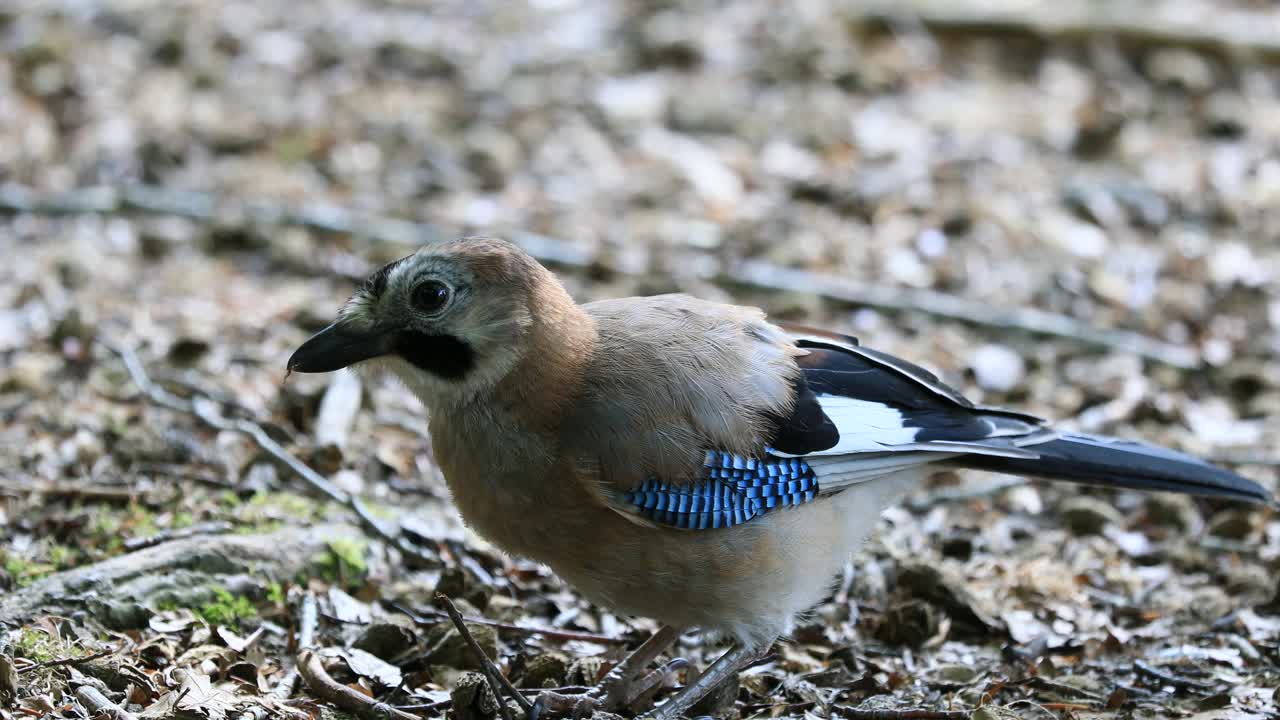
(804, 395), (919, 454)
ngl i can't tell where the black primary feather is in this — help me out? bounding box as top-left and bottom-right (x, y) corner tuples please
(953, 432), (1270, 504)
(765, 373), (840, 455)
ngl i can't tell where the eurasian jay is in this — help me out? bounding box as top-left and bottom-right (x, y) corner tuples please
(288, 237), (1271, 719)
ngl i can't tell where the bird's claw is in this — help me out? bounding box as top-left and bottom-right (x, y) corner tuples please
(530, 689), (600, 720)
(531, 657), (688, 719)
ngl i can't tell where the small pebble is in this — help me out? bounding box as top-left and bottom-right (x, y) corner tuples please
(970, 344), (1026, 393)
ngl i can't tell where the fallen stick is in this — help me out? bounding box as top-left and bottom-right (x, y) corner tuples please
(392, 603), (630, 646)
(849, 0), (1280, 62)
(436, 593), (531, 720)
(297, 650), (420, 720)
(74, 686), (138, 720)
(17, 649), (115, 675)
(837, 709), (968, 720)
(1132, 659), (1216, 692)
(0, 184), (1203, 368)
(727, 260), (1200, 368)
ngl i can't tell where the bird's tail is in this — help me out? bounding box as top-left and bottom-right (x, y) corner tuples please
(952, 432), (1271, 504)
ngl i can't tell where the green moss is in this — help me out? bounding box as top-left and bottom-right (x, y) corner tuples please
(312, 537), (369, 586)
(266, 582), (286, 605)
(197, 587), (257, 628)
(13, 628), (80, 663)
(90, 511), (120, 537)
(248, 490), (318, 517)
(47, 544), (74, 568)
(171, 511), (194, 529)
(2, 552), (56, 586)
(327, 537), (368, 574)
(124, 504), (158, 536)
(89, 505), (157, 542)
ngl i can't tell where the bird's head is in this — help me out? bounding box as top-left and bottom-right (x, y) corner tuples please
(287, 237), (567, 407)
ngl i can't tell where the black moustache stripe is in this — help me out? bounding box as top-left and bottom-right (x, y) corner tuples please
(396, 331), (475, 380)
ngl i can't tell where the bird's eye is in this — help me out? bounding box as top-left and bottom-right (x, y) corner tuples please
(412, 280), (451, 314)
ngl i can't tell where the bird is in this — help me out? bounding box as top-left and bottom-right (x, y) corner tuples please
(288, 237), (1271, 719)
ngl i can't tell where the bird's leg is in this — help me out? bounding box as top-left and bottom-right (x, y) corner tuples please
(590, 624), (682, 706)
(532, 625), (682, 719)
(642, 638), (772, 720)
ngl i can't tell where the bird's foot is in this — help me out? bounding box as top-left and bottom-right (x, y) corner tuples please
(531, 658), (688, 720)
(636, 641), (768, 720)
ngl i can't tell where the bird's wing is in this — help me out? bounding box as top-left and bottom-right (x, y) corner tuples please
(615, 325), (1270, 530)
(613, 327), (1058, 530)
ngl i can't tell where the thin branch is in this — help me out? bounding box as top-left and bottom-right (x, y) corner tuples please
(1132, 660), (1216, 692)
(435, 593), (531, 720)
(0, 479), (165, 504)
(102, 339), (438, 567)
(124, 522), (234, 552)
(727, 260), (1200, 368)
(849, 0), (1280, 62)
(1, 184), (1204, 368)
(391, 603), (630, 646)
(297, 650), (420, 720)
(836, 709), (969, 720)
(74, 686), (138, 720)
(17, 648), (115, 675)
(298, 590), (319, 651)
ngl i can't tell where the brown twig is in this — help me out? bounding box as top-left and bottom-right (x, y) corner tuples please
(835, 709), (968, 720)
(392, 603), (630, 646)
(17, 648), (115, 675)
(435, 593), (531, 720)
(0, 184), (1205, 368)
(297, 649), (420, 720)
(1017, 676), (1106, 702)
(103, 339), (438, 567)
(74, 686), (138, 720)
(1132, 660), (1216, 692)
(392, 685), (605, 716)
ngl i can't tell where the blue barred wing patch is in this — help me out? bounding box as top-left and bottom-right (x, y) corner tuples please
(623, 451), (820, 529)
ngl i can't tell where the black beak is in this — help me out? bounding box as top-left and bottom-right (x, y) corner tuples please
(288, 322), (391, 373)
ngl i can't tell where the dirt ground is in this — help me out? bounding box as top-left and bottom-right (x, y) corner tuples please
(1, 1), (1279, 719)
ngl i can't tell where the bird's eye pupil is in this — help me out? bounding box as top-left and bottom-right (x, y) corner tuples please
(414, 281), (450, 313)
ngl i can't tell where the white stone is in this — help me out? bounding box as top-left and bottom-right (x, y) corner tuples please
(970, 344), (1026, 393)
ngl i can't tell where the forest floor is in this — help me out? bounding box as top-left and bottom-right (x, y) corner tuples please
(2, 1), (1279, 719)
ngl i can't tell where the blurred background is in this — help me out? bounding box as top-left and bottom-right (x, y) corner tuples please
(1, 0), (1279, 717)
